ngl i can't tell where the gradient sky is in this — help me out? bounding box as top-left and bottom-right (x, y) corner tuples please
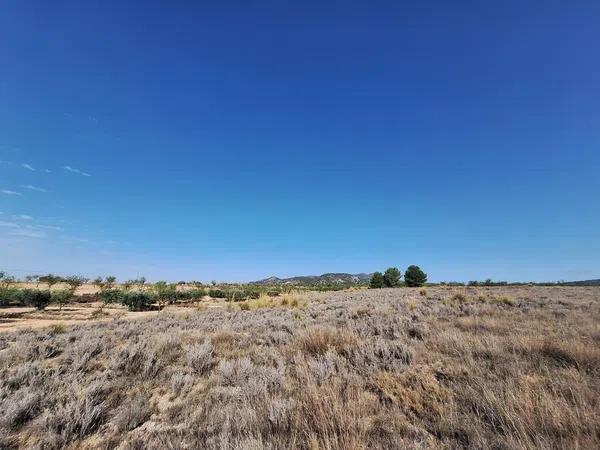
(1, 1), (599, 282)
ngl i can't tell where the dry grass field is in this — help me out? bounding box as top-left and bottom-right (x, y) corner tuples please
(0, 286), (599, 449)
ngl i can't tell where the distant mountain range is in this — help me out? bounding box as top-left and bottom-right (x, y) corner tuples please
(252, 272), (372, 286)
(561, 279), (600, 286)
(250, 275), (600, 287)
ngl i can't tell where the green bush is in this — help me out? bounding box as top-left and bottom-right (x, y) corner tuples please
(122, 291), (155, 311)
(51, 289), (74, 309)
(370, 272), (385, 289)
(100, 288), (125, 304)
(188, 288), (206, 299)
(21, 289), (52, 310)
(243, 288), (261, 299)
(383, 267), (401, 288)
(404, 265), (427, 287)
(154, 281), (178, 304)
(0, 287), (21, 306)
(208, 289), (226, 298)
(225, 290), (246, 302)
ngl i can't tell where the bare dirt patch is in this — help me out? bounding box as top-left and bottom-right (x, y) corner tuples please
(0, 300), (227, 333)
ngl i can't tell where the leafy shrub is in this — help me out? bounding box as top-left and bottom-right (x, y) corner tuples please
(208, 289), (226, 298)
(383, 267), (401, 288)
(21, 289), (52, 310)
(122, 292), (155, 311)
(188, 288), (206, 299)
(404, 265), (427, 287)
(100, 289), (125, 305)
(154, 281), (178, 305)
(225, 290), (246, 302)
(51, 289), (74, 310)
(370, 272), (385, 289)
(0, 287), (21, 306)
(243, 288), (261, 299)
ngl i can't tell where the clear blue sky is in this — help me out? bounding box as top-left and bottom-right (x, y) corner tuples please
(1, 1), (599, 282)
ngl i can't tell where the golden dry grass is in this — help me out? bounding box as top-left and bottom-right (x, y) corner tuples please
(0, 286), (598, 449)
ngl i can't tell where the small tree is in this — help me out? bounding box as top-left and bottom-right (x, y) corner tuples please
(93, 277), (105, 290)
(104, 276), (117, 290)
(122, 291), (155, 311)
(383, 267), (401, 288)
(65, 275), (88, 292)
(39, 274), (62, 290)
(52, 289), (74, 310)
(123, 280), (135, 291)
(22, 289), (52, 310)
(0, 271), (15, 290)
(100, 288), (124, 305)
(0, 272), (17, 306)
(25, 275), (40, 287)
(370, 272), (385, 289)
(136, 277), (147, 290)
(154, 281), (177, 309)
(404, 265), (427, 287)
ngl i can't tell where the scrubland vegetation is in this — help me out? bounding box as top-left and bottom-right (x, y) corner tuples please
(0, 285), (598, 449)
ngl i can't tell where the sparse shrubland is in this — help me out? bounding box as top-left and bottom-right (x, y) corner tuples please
(0, 286), (598, 449)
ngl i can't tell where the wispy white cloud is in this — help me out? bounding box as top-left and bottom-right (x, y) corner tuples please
(9, 229), (47, 239)
(34, 224), (64, 231)
(64, 165), (91, 177)
(1, 189), (22, 196)
(22, 185), (48, 193)
(0, 221), (19, 227)
(13, 214), (33, 220)
(22, 163), (36, 171)
(60, 235), (89, 243)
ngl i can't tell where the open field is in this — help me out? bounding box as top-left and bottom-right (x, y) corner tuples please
(1, 286), (599, 449)
(0, 302), (220, 333)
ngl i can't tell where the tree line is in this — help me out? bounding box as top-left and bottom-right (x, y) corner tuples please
(369, 265), (427, 288)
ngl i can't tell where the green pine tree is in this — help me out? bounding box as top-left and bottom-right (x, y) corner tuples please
(370, 272), (385, 288)
(383, 267), (401, 287)
(404, 265), (427, 287)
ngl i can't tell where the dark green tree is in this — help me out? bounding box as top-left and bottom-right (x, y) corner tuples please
(383, 267), (401, 287)
(370, 272), (385, 289)
(22, 289), (52, 310)
(404, 265), (427, 287)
